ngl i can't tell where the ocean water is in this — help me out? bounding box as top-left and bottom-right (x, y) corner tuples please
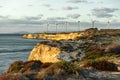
(0, 34), (41, 73)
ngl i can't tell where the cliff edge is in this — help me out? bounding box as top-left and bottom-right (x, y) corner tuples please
(28, 41), (85, 63)
(22, 28), (120, 41)
(1, 28), (120, 80)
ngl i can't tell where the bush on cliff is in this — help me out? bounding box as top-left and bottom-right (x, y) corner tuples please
(82, 45), (118, 71)
(6, 60), (79, 77)
(7, 60), (42, 73)
(105, 43), (120, 54)
(7, 61), (23, 73)
(84, 58), (118, 71)
(84, 44), (118, 60)
(56, 61), (79, 73)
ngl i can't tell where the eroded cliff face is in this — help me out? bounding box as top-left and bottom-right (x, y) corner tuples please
(28, 43), (61, 63)
(28, 41), (85, 63)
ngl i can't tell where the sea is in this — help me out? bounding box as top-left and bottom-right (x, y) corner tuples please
(0, 34), (41, 73)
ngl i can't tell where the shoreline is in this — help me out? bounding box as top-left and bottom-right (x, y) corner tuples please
(0, 28), (120, 80)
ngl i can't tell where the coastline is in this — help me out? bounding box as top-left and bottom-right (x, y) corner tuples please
(0, 28), (120, 80)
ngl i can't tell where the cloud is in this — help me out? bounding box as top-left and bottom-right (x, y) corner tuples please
(47, 17), (66, 21)
(28, 5), (33, 7)
(0, 6), (3, 8)
(67, 14), (80, 19)
(43, 4), (51, 7)
(0, 17), (120, 33)
(62, 6), (79, 10)
(68, 0), (88, 3)
(23, 15), (43, 20)
(0, 15), (10, 20)
(0, 19), (45, 26)
(0, 15), (44, 26)
(49, 8), (57, 11)
(92, 7), (119, 18)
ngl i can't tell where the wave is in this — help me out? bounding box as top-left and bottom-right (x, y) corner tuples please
(0, 48), (32, 53)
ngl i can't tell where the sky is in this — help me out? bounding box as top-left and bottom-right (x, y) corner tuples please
(0, 0), (120, 33)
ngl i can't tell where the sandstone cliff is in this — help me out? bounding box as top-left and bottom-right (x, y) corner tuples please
(28, 41), (85, 63)
(22, 28), (120, 41)
(22, 28), (97, 40)
(28, 42), (61, 63)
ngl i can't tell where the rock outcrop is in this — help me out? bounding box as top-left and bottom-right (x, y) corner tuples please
(28, 41), (85, 63)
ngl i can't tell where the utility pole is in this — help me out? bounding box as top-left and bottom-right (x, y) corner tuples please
(78, 21), (80, 31)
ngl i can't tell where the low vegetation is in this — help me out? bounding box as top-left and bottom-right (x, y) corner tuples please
(82, 44), (119, 71)
(0, 60), (80, 80)
(84, 58), (118, 71)
(7, 60), (42, 73)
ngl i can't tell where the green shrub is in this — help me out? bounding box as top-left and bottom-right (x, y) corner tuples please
(7, 61), (23, 73)
(7, 60), (42, 73)
(56, 61), (78, 73)
(84, 46), (118, 60)
(84, 50), (104, 60)
(84, 59), (118, 71)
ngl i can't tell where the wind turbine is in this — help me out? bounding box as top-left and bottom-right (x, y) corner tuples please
(56, 22), (58, 33)
(107, 21), (110, 29)
(78, 21), (80, 31)
(92, 20), (95, 28)
(47, 22), (49, 33)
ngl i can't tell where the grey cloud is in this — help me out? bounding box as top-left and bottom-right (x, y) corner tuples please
(92, 7), (119, 18)
(49, 8), (56, 11)
(63, 6), (79, 10)
(47, 17), (66, 21)
(43, 4), (51, 7)
(23, 15), (43, 20)
(67, 14), (80, 19)
(0, 18), (120, 33)
(0, 15), (10, 19)
(97, 1), (104, 4)
(0, 19), (44, 25)
(0, 6), (3, 8)
(0, 15), (44, 25)
(28, 5), (33, 6)
(68, 0), (88, 3)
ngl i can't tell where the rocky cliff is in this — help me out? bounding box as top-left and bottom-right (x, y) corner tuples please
(28, 42), (61, 63)
(28, 41), (85, 63)
(1, 40), (120, 80)
(22, 28), (120, 41)
(1, 28), (120, 80)
(22, 28), (97, 40)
